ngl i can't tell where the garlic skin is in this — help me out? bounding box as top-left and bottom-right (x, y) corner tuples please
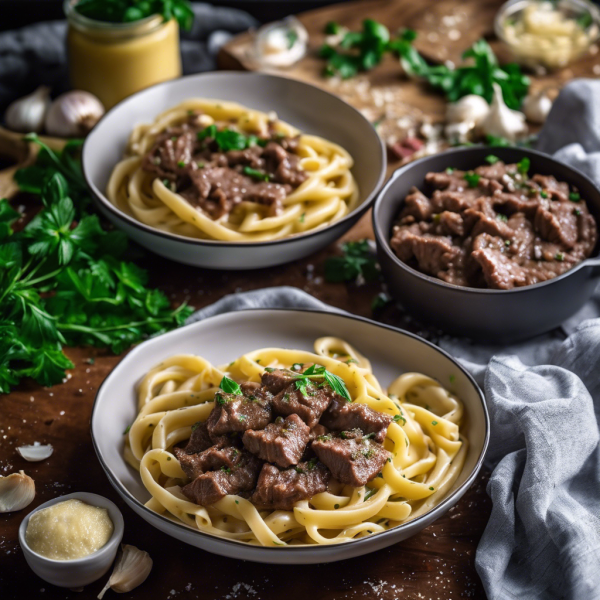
(522, 90), (553, 124)
(17, 442), (53, 462)
(5, 86), (51, 133)
(45, 91), (105, 138)
(0, 471), (35, 513)
(480, 83), (528, 141)
(97, 544), (152, 599)
(255, 17), (308, 68)
(446, 94), (490, 126)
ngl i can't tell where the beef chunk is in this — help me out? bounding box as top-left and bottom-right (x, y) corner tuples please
(465, 209), (514, 239)
(401, 187), (433, 221)
(173, 444), (243, 480)
(243, 414), (310, 468)
(471, 235), (528, 289)
(263, 141), (308, 187)
(309, 424), (329, 441)
(391, 229), (461, 276)
(206, 389), (272, 437)
(312, 430), (391, 487)
(182, 422), (213, 454)
(250, 460), (330, 510)
(534, 203), (578, 249)
(531, 174), (570, 200)
(261, 369), (299, 395)
(320, 398), (392, 444)
(181, 451), (262, 506)
(438, 211), (465, 236)
(271, 382), (336, 428)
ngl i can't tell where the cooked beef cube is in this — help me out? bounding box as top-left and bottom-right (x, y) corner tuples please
(464, 209), (514, 239)
(425, 171), (464, 191)
(475, 162), (510, 181)
(263, 141), (308, 187)
(492, 193), (540, 218)
(206, 389), (272, 437)
(272, 382), (335, 428)
(320, 398), (392, 444)
(391, 229), (461, 277)
(181, 451), (262, 506)
(471, 237), (528, 290)
(183, 421), (213, 454)
(431, 190), (471, 213)
(243, 414), (310, 468)
(260, 368), (299, 394)
(531, 174), (570, 200)
(438, 211), (465, 236)
(534, 203), (578, 249)
(250, 460), (330, 510)
(309, 424), (329, 441)
(401, 187), (433, 221)
(173, 444), (243, 480)
(312, 431), (391, 487)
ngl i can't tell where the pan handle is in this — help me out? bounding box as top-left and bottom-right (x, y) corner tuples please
(583, 256), (600, 276)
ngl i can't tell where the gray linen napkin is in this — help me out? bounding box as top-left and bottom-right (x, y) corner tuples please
(183, 80), (600, 600)
(0, 4), (257, 112)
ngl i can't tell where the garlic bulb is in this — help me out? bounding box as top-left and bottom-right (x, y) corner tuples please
(522, 90), (553, 124)
(0, 471), (35, 513)
(255, 17), (308, 68)
(45, 91), (105, 138)
(446, 94), (490, 126)
(5, 86), (51, 133)
(97, 544), (152, 599)
(17, 442), (53, 462)
(480, 83), (528, 141)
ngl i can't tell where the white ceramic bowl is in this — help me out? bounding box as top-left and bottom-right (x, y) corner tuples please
(18, 492), (124, 588)
(91, 309), (489, 564)
(82, 72), (386, 270)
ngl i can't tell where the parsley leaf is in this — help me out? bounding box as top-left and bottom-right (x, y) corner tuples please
(243, 166), (270, 182)
(324, 239), (379, 283)
(220, 376), (242, 395)
(463, 172), (481, 188)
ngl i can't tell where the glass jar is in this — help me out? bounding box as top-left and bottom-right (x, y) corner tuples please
(64, 0), (182, 109)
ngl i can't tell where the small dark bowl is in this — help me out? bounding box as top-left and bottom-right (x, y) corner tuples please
(373, 146), (600, 342)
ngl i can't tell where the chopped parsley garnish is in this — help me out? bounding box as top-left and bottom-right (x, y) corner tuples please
(197, 125), (267, 152)
(295, 466), (305, 474)
(393, 414), (406, 426)
(463, 172), (480, 188)
(291, 363), (351, 401)
(345, 358), (359, 365)
(299, 212), (306, 223)
(497, 214), (508, 222)
(243, 166), (271, 182)
(324, 21), (342, 35)
(324, 239), (379, 283)
(569, 192), (581, 202)
(286, 29), (298, 49)
(485, 155), (500, 165)
(429, 486), (434, 491)
(505, 240), (511, 247)
(449, 374), (456, 384)
(273, 540), (285, 545)
(371, 292), (391, 313)
(197, 162), (205, 169)
(334, 503), (340, 509)
(238, 414), (247, 422)
(177, 160), (186, 168)
(215, 394), (227, 406)
(235, 500), (239, 504)
(577, 11), (593, 28)
(555, 253), (564, 262)
(219, 376), (242, 395)
(364, 487), (377, 501)
(540, 190), (548, 199)
(574, 208), (582, 216)
(123, 424), (131, 435)
(516, 157), (530, 174)
(485, 134), (512, 147)
(431, 420), (438, 426)
(445, 167), (455, 174)
(191, 422), (201, 431)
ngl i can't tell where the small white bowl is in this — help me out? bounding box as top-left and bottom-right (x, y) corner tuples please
(18, 492), (124, 588)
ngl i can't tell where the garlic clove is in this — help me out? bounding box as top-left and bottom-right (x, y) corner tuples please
(480, 83), (528, 142)
(446, 94), (490, 126)
(17, 442), (53, 462)
(0, 470), (35, 513)
(97, 544), (152, 599)
(255, 17), (309, 69)
(5, 86), (51, 133)
(44, 91), (105, 138)
(522, 91), (553, 124)
(445, 120), (475, 145)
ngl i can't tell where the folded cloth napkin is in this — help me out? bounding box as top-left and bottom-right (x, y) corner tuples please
(0, 4), (257, 112)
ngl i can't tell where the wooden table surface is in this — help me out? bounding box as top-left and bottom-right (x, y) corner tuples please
(10, 0), (600, 594)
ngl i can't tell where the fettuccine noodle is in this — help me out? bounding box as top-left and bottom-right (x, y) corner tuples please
(125, 338), (467, 546)
(107, 99), (359, 242)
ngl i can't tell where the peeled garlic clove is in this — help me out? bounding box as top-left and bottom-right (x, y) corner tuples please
(480, 83), (528, 142)
(44, 91), (105, 138)
(255, 17), (308, 68)
(446, 94), (490, 126)
(445, 120), (475, 145)
(97, 544), (152, 599)
(17, 442), (53, 462)
(0, 471), (35, 513)
(522, 91), (553, 124)
(5, 86), (51, 133)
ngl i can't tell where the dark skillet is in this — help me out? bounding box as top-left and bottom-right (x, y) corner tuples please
(373, 146), (600, 343)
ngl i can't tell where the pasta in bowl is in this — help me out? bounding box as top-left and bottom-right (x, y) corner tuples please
(108, 100), (358, 242)
(126, 338), (467, 547)
(82, 72), (386, 269)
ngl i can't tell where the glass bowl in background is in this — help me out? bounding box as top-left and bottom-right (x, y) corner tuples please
(495, 0), (600, 71)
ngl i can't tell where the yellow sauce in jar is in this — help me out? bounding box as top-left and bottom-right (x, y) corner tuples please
(65, 1), (182, 109)
(26, 499), (114, 560)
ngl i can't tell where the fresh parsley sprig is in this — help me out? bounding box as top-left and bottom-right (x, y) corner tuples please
(74, 0), (194, 31)
(290, 363), (351, 401)
(220, 375), (242, 395)
(324, 239), (379, 283)
(0, 135), (193, 394)
(197, 125), (268, 153)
